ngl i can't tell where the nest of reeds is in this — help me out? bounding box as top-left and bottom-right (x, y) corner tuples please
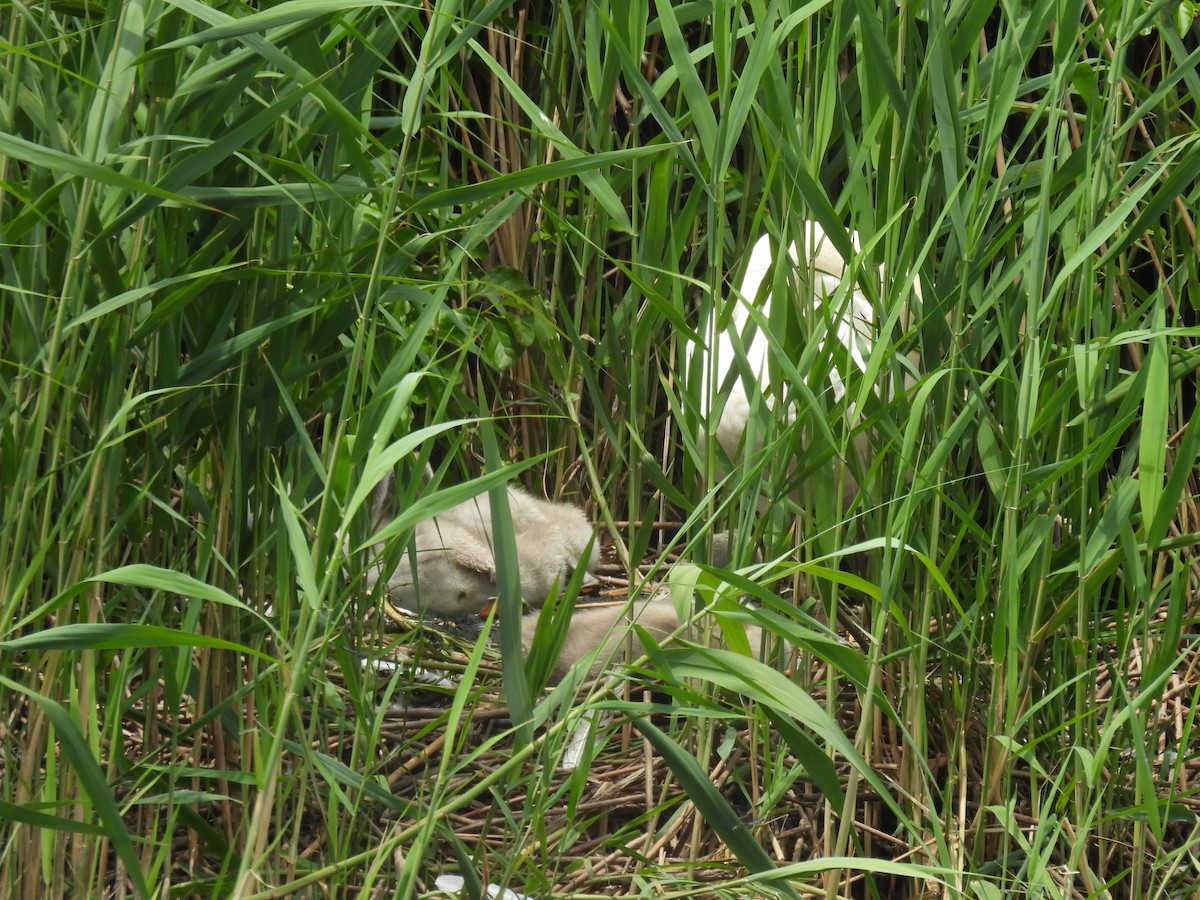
(350, 525), (1200, 898)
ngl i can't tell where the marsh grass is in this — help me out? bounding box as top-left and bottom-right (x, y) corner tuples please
(2, 0), (1199, 896)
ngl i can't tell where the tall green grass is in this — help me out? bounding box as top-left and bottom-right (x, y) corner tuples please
(2, 0), (1198, 896)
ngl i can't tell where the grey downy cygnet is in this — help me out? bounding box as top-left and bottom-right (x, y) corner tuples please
(438, 488), (600, 604)
(370, 474), (599, 617)
(522, 593), (789, 683)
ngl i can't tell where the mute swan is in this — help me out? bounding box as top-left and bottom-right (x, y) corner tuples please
(698, 221), (918, 503)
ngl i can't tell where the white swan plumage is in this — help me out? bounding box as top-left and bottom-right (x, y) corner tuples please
(698, 220), (905, 464)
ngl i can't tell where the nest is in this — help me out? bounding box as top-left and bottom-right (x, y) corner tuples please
(95, 526), (1200, 897)
(343, 531), (1200, 898)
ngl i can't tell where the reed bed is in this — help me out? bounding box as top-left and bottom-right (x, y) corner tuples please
(2, 1), (1199, 897)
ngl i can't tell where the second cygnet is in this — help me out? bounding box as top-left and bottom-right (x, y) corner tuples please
(523, 593), (791, 682)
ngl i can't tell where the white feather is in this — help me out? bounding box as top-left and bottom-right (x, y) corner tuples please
(698, 221), (913, 466)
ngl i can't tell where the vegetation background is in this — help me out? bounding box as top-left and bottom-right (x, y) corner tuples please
(2, 0), (1198, 896)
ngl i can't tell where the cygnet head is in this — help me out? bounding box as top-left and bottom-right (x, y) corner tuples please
(372, 484), (599, 614)
(377, 517), (498, 617)
(439, 486), (598, 604)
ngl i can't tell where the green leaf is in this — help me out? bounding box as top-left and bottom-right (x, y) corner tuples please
(1083, 478), (1140, 576)
(84, 566), (263, 617)
(463, 37), (641, 232)
(147, 0), (398, 51)
(634, 716), (802, 900)
(762, 709), (845, 808)
(0, 800), (108, 836)
(0, 131), (204, 210)
(1147, 394), (1200, 547)
(63, 263), (249, 332)
(408, 145), (668, 222)
(359, 452), (549, 550)
(0, 676), (150, 899)
(0, 623), (271, 660)
(479, 408), (532, 744)
(1139, 310), (1169, 541)
(659, 647), (912, 831)
(653, 0), (718, 166)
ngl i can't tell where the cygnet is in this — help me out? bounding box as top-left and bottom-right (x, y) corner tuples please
(370, 477), (599, 617)
(523, 593), (789, 682)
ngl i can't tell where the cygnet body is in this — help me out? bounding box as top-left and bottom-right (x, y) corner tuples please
(373, 482), (599, 617)
(523, 594), (788, 682)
